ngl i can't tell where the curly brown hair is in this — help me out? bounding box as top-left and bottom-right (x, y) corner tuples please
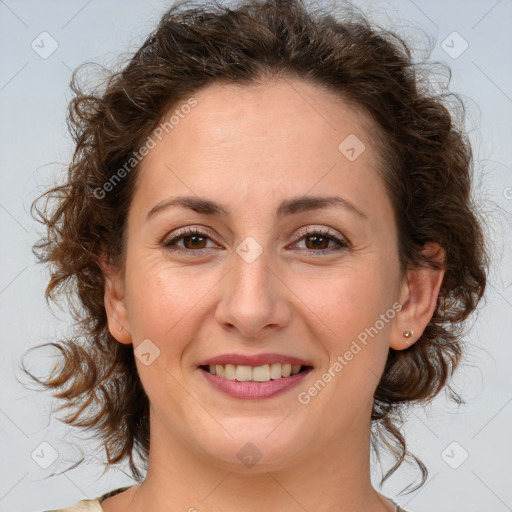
(27, 0), (488, 491)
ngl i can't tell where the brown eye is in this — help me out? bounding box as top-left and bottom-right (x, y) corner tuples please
(304, 234), (331, 250)
(163, 228), (217, 251)
(181, 234), (208, 249)
(293, 228), (349, 253)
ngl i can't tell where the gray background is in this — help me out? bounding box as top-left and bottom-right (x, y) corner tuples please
(1, 0), (511, 511)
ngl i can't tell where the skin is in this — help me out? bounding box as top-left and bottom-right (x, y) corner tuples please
(102, 78), (445, 512)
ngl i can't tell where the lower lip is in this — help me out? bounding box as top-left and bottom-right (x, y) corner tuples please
(200, 367), (312, 399)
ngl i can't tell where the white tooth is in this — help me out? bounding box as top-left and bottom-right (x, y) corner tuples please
(252, 364), (271, 382)
(209, 365), (217, 375)
(235, 365), (252, 381)
(216, 364), (225, 377)
(281, 363), (292, 377)
(291, 364), (301, 375)
(224, 364), (236, 380)
(270, 363), (282, 379)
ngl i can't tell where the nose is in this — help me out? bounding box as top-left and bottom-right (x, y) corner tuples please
(214, 248), (292, 339)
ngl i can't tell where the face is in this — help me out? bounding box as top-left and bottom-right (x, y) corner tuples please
(106, 78), (415, 472)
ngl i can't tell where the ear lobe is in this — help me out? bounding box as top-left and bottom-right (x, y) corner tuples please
(101, 258), (132, 345)
(390, 242), (445, 351)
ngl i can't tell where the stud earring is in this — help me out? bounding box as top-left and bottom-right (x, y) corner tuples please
(118, 325), (123, 332)
(402, 330), (414, 339)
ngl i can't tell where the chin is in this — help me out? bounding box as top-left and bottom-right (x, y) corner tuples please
(193, 418), (309, 472)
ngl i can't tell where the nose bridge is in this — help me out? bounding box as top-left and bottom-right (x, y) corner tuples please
(234, 239), (273, 300)
(215, 236), (291, 336)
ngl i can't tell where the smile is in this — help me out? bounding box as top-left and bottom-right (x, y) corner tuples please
(203, 363), (304, 382)
(198, 354), (313, 399)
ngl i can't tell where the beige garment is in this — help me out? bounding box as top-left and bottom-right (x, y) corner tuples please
(45, 498), (103, 512)
(44, 487), (128, 512)
(45, 487), (410, 511)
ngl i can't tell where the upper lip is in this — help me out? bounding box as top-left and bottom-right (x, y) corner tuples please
(199, 353), (313, 367)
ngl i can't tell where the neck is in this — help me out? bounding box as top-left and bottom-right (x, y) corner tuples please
(121, 411), (394, 512)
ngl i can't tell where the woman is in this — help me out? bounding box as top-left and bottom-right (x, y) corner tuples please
(30, 0), (488, 510)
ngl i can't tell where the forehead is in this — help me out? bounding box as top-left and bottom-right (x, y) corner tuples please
(132, 78), (390, 226)
(164, 78), (376, 157)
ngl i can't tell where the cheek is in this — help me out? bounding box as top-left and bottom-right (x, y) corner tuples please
(123, 253), (219, 350)
(301, 263), (389, 340)
(300, 259), (395, 389)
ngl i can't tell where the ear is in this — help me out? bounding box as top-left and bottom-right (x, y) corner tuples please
(390, 242), (445, 350)
(100, 256), (132, 345)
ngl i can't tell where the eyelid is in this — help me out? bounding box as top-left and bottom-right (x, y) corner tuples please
(162, 225), (349, 252)
(293, 225), (347, 243)
(162, 225), (220, 248)
(290, 226), (350, 252)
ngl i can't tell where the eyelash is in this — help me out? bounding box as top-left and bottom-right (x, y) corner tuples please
(162, 226), (349, 255)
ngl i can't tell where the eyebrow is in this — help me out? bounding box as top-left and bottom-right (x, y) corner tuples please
(146, 195), (368, 221)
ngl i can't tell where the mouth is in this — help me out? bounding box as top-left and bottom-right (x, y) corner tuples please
(197, 354), (313, 399)
(199, 363), (310, 382)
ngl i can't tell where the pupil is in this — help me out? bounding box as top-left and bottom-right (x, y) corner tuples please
(307, 235), (328, 250)
(185, 235), (206, 249)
